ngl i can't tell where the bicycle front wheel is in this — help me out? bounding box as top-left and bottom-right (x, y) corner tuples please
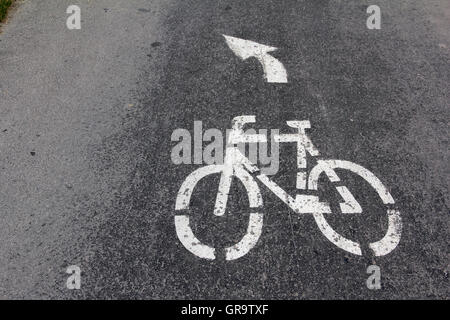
(308, 160), (402, 257)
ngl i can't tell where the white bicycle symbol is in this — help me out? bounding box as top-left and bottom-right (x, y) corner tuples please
(175, 115), (401, 260)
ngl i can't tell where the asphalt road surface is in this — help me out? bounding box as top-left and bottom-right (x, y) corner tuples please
(0, 0), (448, 299)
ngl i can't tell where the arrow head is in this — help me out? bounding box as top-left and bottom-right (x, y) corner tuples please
(222, 34), (288, 83)
(223, 34), (278, 60)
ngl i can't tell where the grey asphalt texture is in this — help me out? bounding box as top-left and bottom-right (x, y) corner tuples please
(0, 0), (448, 299)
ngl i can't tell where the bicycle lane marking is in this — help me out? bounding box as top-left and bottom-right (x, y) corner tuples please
(172, 33), (403, 260)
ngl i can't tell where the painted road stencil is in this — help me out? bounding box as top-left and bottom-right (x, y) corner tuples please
(174, 115), (402, 260)
(223, 35), (288, 83)
(173, 35), (402, 261)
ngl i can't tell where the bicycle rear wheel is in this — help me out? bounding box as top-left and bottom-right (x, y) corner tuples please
(175, 165), (264, 260)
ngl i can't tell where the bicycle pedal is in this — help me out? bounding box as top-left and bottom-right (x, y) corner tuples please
(293, 195), (331, 214)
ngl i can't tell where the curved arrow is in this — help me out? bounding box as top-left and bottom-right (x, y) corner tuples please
(223, 35), (288, 83)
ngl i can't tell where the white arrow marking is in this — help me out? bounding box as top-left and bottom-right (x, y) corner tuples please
(223, 35), (288, 83)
